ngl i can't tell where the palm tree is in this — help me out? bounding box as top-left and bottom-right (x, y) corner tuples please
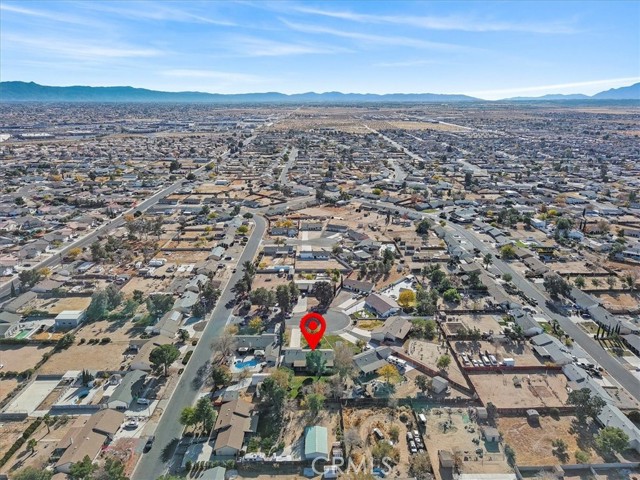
(43, 413), (54, 434)
(483, 253), (493, 268)
(27, 438), (37, 455)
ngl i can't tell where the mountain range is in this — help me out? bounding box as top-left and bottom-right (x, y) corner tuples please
(0, 81), (638, 103)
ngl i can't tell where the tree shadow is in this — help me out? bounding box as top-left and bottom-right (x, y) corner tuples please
(160, 437), (180, 463)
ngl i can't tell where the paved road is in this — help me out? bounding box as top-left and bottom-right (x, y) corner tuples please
(446, 222), (640, 401)
(278, 146), (298, 184)
(363, 126), (409, 182)
(132, 215), (267, 480)
(0, 179), (186, 299)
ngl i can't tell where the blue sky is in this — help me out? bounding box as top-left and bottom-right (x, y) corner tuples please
(1, 1), (639, 99)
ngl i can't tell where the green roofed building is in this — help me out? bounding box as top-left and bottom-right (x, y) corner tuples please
(304, 426), (329, 460)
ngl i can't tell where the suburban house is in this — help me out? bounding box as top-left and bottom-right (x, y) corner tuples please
(54, 409), (125, 473)
(105, 370), (147, 410)
(353, 346), (392, 376)
(371, 316), (412, 343)
(512, 309), (544, 337)
(213, 398), (258, 456)
(281, 348), (334, 372)
(365, 293), (400, 318)
(342, 278), (374, 294)
(235, 333), (281, 364)
(597, 404), (640, 453)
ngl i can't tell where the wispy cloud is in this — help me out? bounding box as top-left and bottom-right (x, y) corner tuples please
(3, 34), (163, 60)
(229, 35), (351, 57)
(374, 59), (447, 68)
(468, 77), (640, 99)
(77, 1), (236, 26)
(281, 19), (479, 52)
(161, 69), (264, 83)
(294, 6), (578, 34)
(0, 3), (105, 27)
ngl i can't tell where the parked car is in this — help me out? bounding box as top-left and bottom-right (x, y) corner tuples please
(125, 420), (139, 429)
(137, 398), (150, 405)
(143, 436), (155, 452)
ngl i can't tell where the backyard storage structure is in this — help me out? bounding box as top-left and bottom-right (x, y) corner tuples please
(305, 426), (329, 460)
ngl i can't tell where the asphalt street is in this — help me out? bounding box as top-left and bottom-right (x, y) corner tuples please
(447, 221), (640, 401)
(132, 214), (266, 480)
(0, 179), (186, 299)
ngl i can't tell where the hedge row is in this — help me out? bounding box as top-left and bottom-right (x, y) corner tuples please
(0, 418), (42, 467)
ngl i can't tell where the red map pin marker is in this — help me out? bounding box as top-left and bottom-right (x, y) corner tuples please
(300, 312), (326, 350)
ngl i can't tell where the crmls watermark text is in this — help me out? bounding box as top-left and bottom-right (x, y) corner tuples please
(311, 455), (394, 476)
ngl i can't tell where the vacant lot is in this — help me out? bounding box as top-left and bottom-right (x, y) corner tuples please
(120, 276), (172, 296)
(280, 403), (340, 460)
(36, 296), (92, 314)
(406, 339), (468, 388)
(498, 415), (604, 466)
(422, 407), (511, 480)
(469, 372), (568, 408)
(594, 292), (640, 311)
(39, 342), (129, 374)
(0, 344), (53, 372)
(343, 406), (416, 478)
(0, 378), (19, 404)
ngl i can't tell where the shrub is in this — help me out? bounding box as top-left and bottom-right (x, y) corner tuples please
(100, 337), (111, 344)
(575, 449), (590, 463)
(182, 351), (193, 365)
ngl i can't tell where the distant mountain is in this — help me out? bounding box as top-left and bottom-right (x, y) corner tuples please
(503, 82), (640, 101)
(2, 80), (638, 103)
(592, 82), (640, 100)
(0, 81), (479, 103)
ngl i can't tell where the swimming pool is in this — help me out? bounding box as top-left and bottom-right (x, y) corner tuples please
(15, 330), (32, 340)
(235, 358), (260, 369)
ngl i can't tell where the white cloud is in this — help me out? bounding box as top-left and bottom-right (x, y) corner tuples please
(294, 6), (578, 34)
(3, 34), (163, 60)
(468, 77), (640, 99)
(0, 3), (105, 27)
(374, 59), (446, 68)
(161, 69), (264, 83)
(281, 19), (479, 52)
(230, 36), (351, 57)
(77, 1), (237, 26)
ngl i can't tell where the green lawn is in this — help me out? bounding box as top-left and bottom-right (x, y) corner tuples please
(515, 240), (527, 248)
(301, 334), (359, 353)
(289, 375), (322, 399)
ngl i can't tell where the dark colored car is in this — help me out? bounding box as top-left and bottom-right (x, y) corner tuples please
(143, 436), (155, 452)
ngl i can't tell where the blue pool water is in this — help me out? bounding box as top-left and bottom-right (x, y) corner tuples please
(235, 358), (259, 369)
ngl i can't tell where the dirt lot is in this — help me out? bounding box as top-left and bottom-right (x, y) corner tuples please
(594, 292), (640, 311)
(0, 344), (53, 371)
(550, 261), (608, 276)
(120, 276), (171, 296)
(498, 415), (605, 466)
(0, 420), (31, 474)
(342, 406), (417, 478)
(452, 340), (543, 367)
(74, 318), (143, 343)
(422, 407), (511, 480)
(280, 403), (340, 460)
(252, 273), (291, 291)
(38, 342), (130, 374)
(0, 378), (19, 404)
(36, 296), (92, 314)
(405, 339), (468, 388)
(450, 314), (503, 334)
(1, 419), (77, 475)
(469, 372), (568, 409)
